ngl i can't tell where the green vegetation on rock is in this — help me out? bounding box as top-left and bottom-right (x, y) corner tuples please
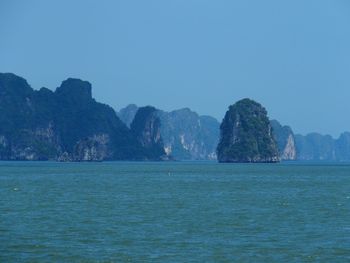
(217, 98), (279, 163)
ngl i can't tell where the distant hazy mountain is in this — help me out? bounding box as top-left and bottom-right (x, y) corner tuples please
(293, 132), (350, 161)
(0, 73), (163, 161)
(294, 133), (335, 161)
(271, 121), (350, 162)
(117, 104), (138, 128)
(270, 120), (297, 160)
(335, 132), (350, 161)
(118, 105), (220, 160)
(217, 99), (279, 163)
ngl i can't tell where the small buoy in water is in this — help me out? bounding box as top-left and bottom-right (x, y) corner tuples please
(13, 188), (18, 191)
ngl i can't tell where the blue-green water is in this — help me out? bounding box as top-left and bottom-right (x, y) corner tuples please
(1, 162), (350, 262)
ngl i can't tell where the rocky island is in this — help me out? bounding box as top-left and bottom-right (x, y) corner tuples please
(0, 73), (164, 161)
(2, 72), (350, 162)
(217, 99), (280, 163)
(130, 106), (167, 160)
(118, 105), (220, 160)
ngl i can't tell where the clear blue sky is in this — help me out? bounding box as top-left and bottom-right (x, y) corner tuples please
(0, 0), (349, 137)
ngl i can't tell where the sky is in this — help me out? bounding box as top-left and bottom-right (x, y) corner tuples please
(0, 0), (349, 137)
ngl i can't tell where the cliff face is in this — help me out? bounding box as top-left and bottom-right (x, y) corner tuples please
(0, 73), (60, 160)
(0, 73), (154, 161)
(130, 106), (166, 160)
(217, 99), (279, 163)
(52, 78), (146, 161)
(159, 109), (219, 160)
(118, 105), (220, 160)
(270, 120), (297, 160)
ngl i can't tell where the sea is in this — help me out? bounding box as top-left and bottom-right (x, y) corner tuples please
(1, 161), (350, 262)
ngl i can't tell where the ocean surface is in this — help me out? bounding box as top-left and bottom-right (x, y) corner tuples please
(1, 161), (350, 262)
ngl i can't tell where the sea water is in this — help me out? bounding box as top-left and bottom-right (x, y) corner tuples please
(1, 161), (350, 262)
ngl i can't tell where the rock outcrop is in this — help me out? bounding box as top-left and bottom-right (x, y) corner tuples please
(4, 73), (350, 162)
(130, 106), (167, 160)
(270, 120), (297, 160)
(159, 109), (219, 160)
(0, 73), (60, 160)
(118, 105), (220, 160)
(0, 73), (161, 161)
(217, 98), (279, 163)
